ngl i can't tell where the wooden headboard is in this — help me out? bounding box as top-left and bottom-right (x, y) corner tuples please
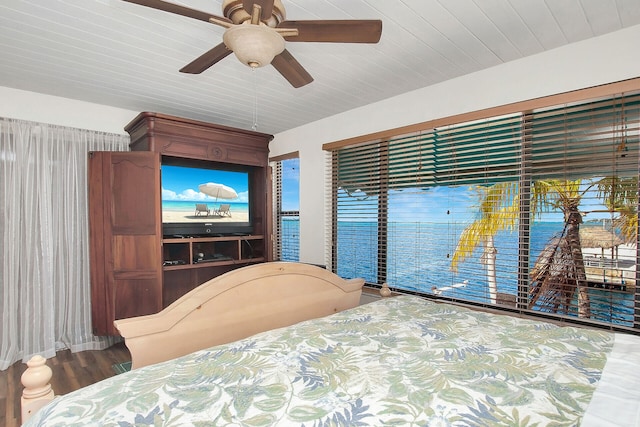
(114, 262), (364, 369)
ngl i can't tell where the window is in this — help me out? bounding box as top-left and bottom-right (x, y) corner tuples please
(327, 88), (640, 332)
(271, 154), (300, 261)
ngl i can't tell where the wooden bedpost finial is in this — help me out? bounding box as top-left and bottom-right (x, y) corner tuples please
(21, 355), (54, 423)
(380, 282), (392, 297)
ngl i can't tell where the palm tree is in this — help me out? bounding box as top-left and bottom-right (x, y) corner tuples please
(450, 182), (519, 304)
(451, 179), (591, 314)
(529, 177), (639, 318)
(452, 176), (637, 318)
(529, 179), (591, 318)
(597, 176), (638, 245)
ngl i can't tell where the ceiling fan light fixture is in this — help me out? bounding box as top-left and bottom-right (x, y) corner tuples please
(223, 24), (285, 68)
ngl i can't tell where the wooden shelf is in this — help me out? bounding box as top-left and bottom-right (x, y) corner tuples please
(163, 257), (265, 271)
(163, 235), (264, 243)
(162, 235), (265, 271)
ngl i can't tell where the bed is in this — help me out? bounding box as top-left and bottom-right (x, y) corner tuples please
(21, 263), (640, 426)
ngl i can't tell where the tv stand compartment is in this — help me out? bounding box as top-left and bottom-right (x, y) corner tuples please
(161, 234), (265, 305)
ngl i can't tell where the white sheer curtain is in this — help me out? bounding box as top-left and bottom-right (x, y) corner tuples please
(0, 117), (130, 370)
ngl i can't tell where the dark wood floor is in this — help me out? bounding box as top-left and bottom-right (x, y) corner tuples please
(0, 342), (130, 427)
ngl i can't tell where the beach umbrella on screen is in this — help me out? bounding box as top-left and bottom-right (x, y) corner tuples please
(199, 183), (238, 201)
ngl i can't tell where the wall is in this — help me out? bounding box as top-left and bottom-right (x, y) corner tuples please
(270, 24), (640, 265)
(0, 86), (137, 134)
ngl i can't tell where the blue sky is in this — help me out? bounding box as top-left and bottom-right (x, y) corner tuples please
(161, 165), (249, 203)
(281, 158), (300, 211)
(339, 182), (616, 224)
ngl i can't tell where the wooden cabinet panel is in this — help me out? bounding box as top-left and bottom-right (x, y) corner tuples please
(113, 235), (159, 271)
(89, 151), (162, 336)
(113, 279), (162, 320)
(109, 155), (158, 234)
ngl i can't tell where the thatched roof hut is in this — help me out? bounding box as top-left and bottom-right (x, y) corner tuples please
(579, 227), (624, 249)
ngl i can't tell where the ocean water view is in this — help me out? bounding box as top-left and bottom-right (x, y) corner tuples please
(280, 218), (300, 261)
(281, 220), (635, 326)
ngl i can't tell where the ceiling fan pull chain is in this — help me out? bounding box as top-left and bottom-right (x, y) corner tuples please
(252, 67), (259, 131)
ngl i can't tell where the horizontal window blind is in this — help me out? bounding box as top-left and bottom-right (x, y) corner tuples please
(328, 91), (639, 332)
(332, 115), (524, 304)
(434, 114), (523, 185)
(529, 95), (640, 180)
(271, 157), (300, 262)
(333, 142), (382, 282)
(525, 93), (640, 327)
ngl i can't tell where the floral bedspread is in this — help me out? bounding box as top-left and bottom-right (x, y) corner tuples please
(26, 295), (621, 426)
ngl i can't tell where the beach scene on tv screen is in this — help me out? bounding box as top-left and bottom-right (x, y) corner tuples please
(161, 165), (249, 223)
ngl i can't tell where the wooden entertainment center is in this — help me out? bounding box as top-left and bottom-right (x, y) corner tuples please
(89, 112), (274, 336)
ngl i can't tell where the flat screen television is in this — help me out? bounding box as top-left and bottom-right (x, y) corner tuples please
(160, 157), (253, 237)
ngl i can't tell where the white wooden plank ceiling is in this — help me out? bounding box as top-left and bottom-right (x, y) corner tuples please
(0, 0), (639, 134)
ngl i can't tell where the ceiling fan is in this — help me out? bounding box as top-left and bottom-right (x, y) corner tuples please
(122, 0), (383, 88)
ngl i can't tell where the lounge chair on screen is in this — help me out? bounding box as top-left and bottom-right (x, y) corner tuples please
(216, 204), (231, 217)
(195, 204), (210, 216)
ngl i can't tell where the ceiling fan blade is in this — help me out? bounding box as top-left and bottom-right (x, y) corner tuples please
(122, 0), (231, 26)
(179, 43), (232, 74)
(271, 50), (313, 88)
(278, 20), (382, 43)
(243, 0), (275, 21)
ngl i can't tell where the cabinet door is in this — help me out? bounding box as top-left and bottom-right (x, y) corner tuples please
(89, 151), (162, 335)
